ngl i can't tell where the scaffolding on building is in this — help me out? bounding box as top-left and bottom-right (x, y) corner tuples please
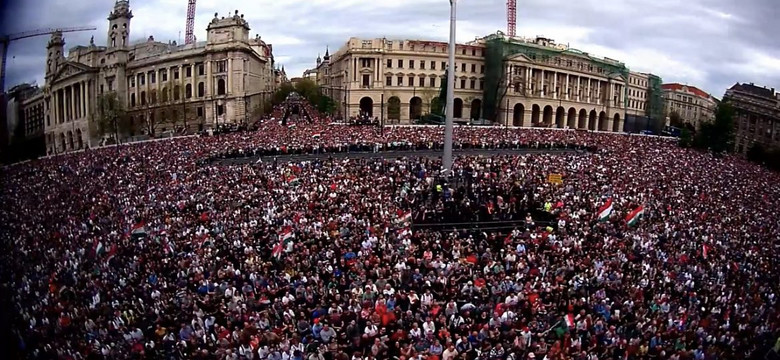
(480, 31), (630, 123)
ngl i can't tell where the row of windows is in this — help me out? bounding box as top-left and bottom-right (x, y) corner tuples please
(629, 88), (646, 98)
(129, 79), (227, 107)
(630, 77), (648, 87)
(382, 75), (484, 90)
(378, 41), (483, 57)
(384, 58), (485, 74)
(129, 63), (214, 88)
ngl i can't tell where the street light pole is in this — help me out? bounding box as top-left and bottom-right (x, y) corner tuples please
(443, 0), (457, 174)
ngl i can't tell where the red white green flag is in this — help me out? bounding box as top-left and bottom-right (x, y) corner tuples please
(597, 198), (613, 222)
(625, 205), (645, 227)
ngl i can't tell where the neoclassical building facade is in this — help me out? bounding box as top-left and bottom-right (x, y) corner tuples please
(317, 32), (663, 132)
(662, 83), (718, 130)
(43, 0), (277, 154)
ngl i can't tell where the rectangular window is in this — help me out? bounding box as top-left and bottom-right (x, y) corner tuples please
(197, 106), (204, 117)
(186, 66), (192, 77)
(198, 64), (204, 76)
(387, 59), (392, 68)
(361, 40), (372, 48)
(470, 79), (476, 89)
(129, 76), (135, 87)
(419, 77), (424, 87)
(397, 76), (403, 86)
(386, 76), (392, 86)
(420, 60), (425, 70)
(397, 59), (403, 68)
(150, 72), (156, 84)
(441, 61), (446, 70)
(472, 49), (476, 56)
(429, 77), (436, 87)
(161, 70), (167, 82)
(173, 69), (180, 80)
(431, 61), (436, 70)
(460, 63), (466, 72)
(481, 65), (485, 74)
(460, 79), (466, 89)
(362, 74), (370, 87)
(409, 61), (414, 69)
(471, 64), (476, 73)
(408, 76), (414, 86)
(215, 61), (227, 73)
(479, 79), (484, 90)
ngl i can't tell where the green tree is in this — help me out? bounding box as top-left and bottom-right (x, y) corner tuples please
(678, 127), (693, 148)
(294, 78), (319, 101)
(668, 111), (684, 127)
(689, 102), (735, 153)
(93, 92), (132, 141)
(272, 83), (295, 105)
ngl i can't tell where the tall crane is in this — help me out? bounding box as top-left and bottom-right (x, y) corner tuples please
(506, 0), (517, 37)
(185, 0), (197, 45)
(0, 26), (96, 94)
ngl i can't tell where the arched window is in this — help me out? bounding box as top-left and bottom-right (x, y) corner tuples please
(130, 93), (136, 107)
(140, 91), (146, 105)
(185, 84), (192, 99)
(197, 82), (204, 97)
(217, 79), (226, 95)
(173, 85), (180, 101)
(161, 87), (169, 102)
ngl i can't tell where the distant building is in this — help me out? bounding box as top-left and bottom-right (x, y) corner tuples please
(302, 68), (317, 82)
(315, 31), (659, 131)
(662, 83), (718, 130)
(1, 83), (46, 162)
(42, 0), (277, 154)
(289, 77), (303, 87)
(723, 82), (780, 154)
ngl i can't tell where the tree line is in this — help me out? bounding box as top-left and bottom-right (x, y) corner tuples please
(677, 102), (780, 171)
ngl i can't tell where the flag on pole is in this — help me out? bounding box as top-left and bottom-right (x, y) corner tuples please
(312, 133), (321, 139)
(281, 227), (295, 242)
(92, 239), (105, 257)
(597, 198), (613, 222)
(625, 206), (645, 227)
(702, 243), (709, 259)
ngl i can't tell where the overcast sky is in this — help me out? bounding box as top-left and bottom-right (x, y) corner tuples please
(2, 0), (779, 97)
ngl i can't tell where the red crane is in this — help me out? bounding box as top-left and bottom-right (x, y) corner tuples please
(506, 0), (517, 37)
(185, 0), (197, 45)
(0, 26), (95, 94)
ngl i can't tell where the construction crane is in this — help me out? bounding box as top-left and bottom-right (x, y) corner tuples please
(506, 0), (517, 37)
(185, 0), (197, 44)
(0, 26), (96, 94)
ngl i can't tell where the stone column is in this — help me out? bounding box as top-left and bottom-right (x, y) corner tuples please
(84, 81), (90, 122)
(585, 78), (591, 103)
(227, 58), (233, 95)
(553, 72), (558, 99)
(565, 74), (570, 100)
(540, 70), (545, 97)
(67, 86), (73, 122)
(576, 77), (581, 102)
(525, 67), (531, 96)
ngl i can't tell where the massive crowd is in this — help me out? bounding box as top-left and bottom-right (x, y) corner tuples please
(1, 101), (779, 360)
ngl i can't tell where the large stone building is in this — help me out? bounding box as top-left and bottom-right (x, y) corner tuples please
(724, 83), (780, 154)
(43, 0), (277, 154)
(662, 83), (718, 130)
(1, 83), (46, 162)
(317, 32), (663, 131)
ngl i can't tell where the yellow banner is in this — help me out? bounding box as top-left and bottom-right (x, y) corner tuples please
(548, 174), (563, 184)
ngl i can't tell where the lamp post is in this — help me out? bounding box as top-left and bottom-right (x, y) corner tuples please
(442, 0), (457, 174)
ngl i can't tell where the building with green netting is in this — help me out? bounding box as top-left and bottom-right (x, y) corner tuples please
(470, 31), (663, 132)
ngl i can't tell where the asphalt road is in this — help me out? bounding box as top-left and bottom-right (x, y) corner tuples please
(213, 148), (584, 165)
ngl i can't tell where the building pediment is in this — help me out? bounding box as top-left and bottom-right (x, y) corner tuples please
(51, 61), (95, 84)
(506, 53), (534, 63)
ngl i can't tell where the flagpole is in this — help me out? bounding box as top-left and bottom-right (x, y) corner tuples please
(442, 0), (457, 174)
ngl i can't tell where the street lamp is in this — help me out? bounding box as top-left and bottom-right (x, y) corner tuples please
(442, 0), (457, 174)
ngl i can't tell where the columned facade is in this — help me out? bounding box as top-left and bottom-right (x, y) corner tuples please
(500, 55), (626, 131)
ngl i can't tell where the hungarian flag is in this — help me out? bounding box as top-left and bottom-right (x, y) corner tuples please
(281, 227), (295, 242)
(597, 198), (613, 222)
(397, 211), (412, 224)
(702, 243), (710, 259)
(287, 176), (300, 186)
(130, 222), (147, 238)
(625, 206), (645, 227)
(162, 239), (175, 255)
(564, 313), (575, 328)
(312, 133), (321, 139)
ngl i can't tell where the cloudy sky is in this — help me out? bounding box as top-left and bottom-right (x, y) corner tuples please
(2, 0), (779, 97)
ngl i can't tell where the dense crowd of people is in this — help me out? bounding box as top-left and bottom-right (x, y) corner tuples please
(2, 100), (779, 360)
